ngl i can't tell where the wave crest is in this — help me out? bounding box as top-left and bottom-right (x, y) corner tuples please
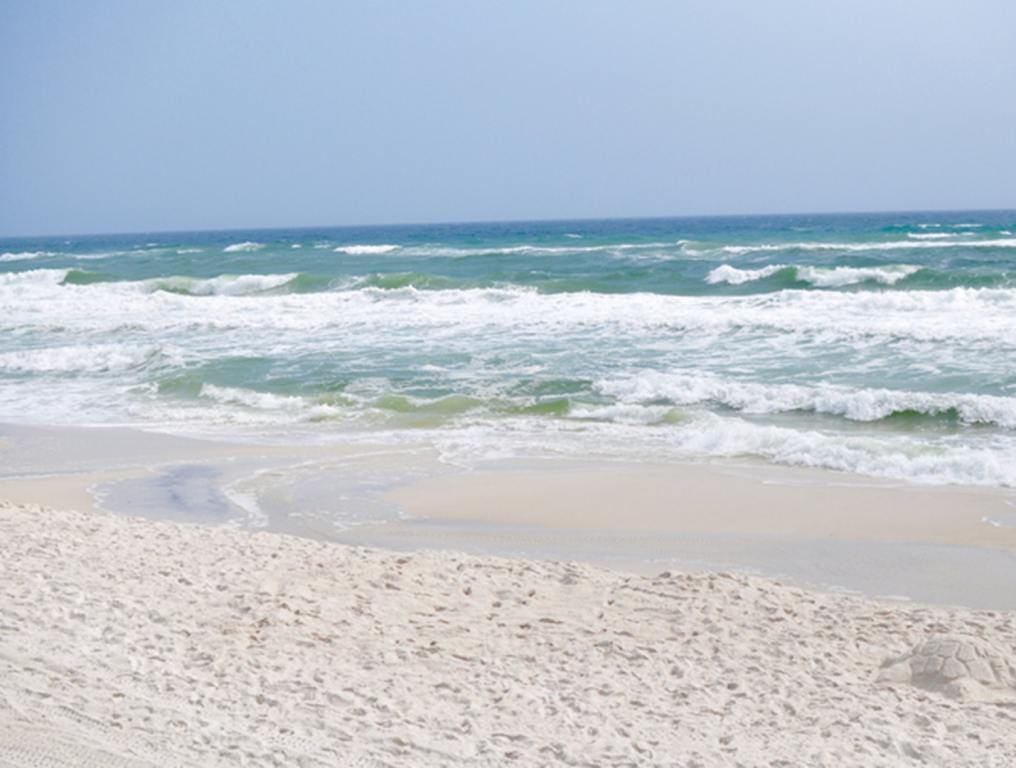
(223, 241), (263, 252)
(334, 244), (400, 255)
(0, 251), (58, 262)
(705, 264), (790, 285)
(689, 237), (1016, 256)
(597, 372), (1016, 428)
(705, 263), (920, 287)
(0, 344), (178, 374)
(146, 273), (299, 296)
(797, 264), (920, 287)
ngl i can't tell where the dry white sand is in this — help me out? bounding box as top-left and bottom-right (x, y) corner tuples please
(2, 501), (1016, 767)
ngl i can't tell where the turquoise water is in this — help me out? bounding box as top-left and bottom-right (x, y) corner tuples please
(3, 210), (1016, 485)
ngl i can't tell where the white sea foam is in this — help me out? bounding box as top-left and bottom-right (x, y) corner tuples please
(706, 264), (789, 285)
(223, 241), (264, 252)
(45, 250), (137, 261)
(705, 264), (920, 287)
(384, 242), (680, 259)
(568, 402), (674, 425)
(146, 273), (299, 296)
(4, 275), (1016, 344)
(0, 251), (58, 262)
(0, 344), (178, 374)
(176, 248), (204, 254)
(200, 384), (341, 420)
(596, 372), (1016, 429)
(0, 268), (70, 286)
(2, 255), (1014, 486)
(334, 244), (400, 255)
(666, 413), (1016, 487)
(201, 384), (309, 411)
(426, 411), (1016, 486)
(796, 264), (921, 287)
(691, 238), (1016, 256)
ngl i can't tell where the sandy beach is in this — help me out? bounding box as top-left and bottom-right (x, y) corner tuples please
(2, 498), (1016, 767)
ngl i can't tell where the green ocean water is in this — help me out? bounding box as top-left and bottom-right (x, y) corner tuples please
(3, 210), (1016, 486)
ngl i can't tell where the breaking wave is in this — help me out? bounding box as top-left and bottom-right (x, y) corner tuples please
(705, 264), (790, 285)
(705, 264), (921, 287)
(3, 274), (1016, 343)
(223, 241), (264, 252)
(689, 237), (1016, 256)
(0, 251), (58, 262)
(596, 372), (1016, 429)
(334, 244), (400, 255)
(144, 273), (301, 296)
(0, 344), (180, 374)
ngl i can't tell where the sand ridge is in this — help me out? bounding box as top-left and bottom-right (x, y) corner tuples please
(1, 501), (1015, 766)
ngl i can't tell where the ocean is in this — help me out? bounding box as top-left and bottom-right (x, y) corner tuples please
(2, 210), (1016, 487)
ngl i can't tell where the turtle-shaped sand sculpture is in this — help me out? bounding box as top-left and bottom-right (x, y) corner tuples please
(878, 633), (1016, 701)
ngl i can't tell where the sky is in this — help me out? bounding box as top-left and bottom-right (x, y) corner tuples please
(1, 1), (1015, 237)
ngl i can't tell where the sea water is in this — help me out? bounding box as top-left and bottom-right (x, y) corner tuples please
(2, 210), (1016, 486)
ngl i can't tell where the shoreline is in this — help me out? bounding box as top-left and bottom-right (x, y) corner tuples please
(2, 421), (1016, 608)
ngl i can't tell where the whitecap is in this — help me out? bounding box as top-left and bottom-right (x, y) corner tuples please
(568, 402), (673, 424)
(147, 273), (298, 296)
(223, 241), (264, 252)
(0, 344), (179, 374)
(705, 263), (919, 287)
(199, 384), (341, 419)
(427, 410), (1016, 487)
(667, 413), (1016, 487)
(334, 244), (400, 255)
(596, 371), (1016, 428)
(200, 383), (309, 410)
(796, 264), (920, 287)
(705, 264), (789, 285)
(4, 275), (1016, 344)
(0, 268), (70, 286)
(383, 242), (679, 258)
(711, 238), (1016, 255)
(0, 251), (58, 262)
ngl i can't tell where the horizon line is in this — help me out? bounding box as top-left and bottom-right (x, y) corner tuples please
(2, 205), (1015, 242)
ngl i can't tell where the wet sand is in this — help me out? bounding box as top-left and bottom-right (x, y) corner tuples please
(3, 423), (1016, 607)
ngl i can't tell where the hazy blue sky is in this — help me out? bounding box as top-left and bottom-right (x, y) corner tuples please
(2, 1), (1015, 236)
